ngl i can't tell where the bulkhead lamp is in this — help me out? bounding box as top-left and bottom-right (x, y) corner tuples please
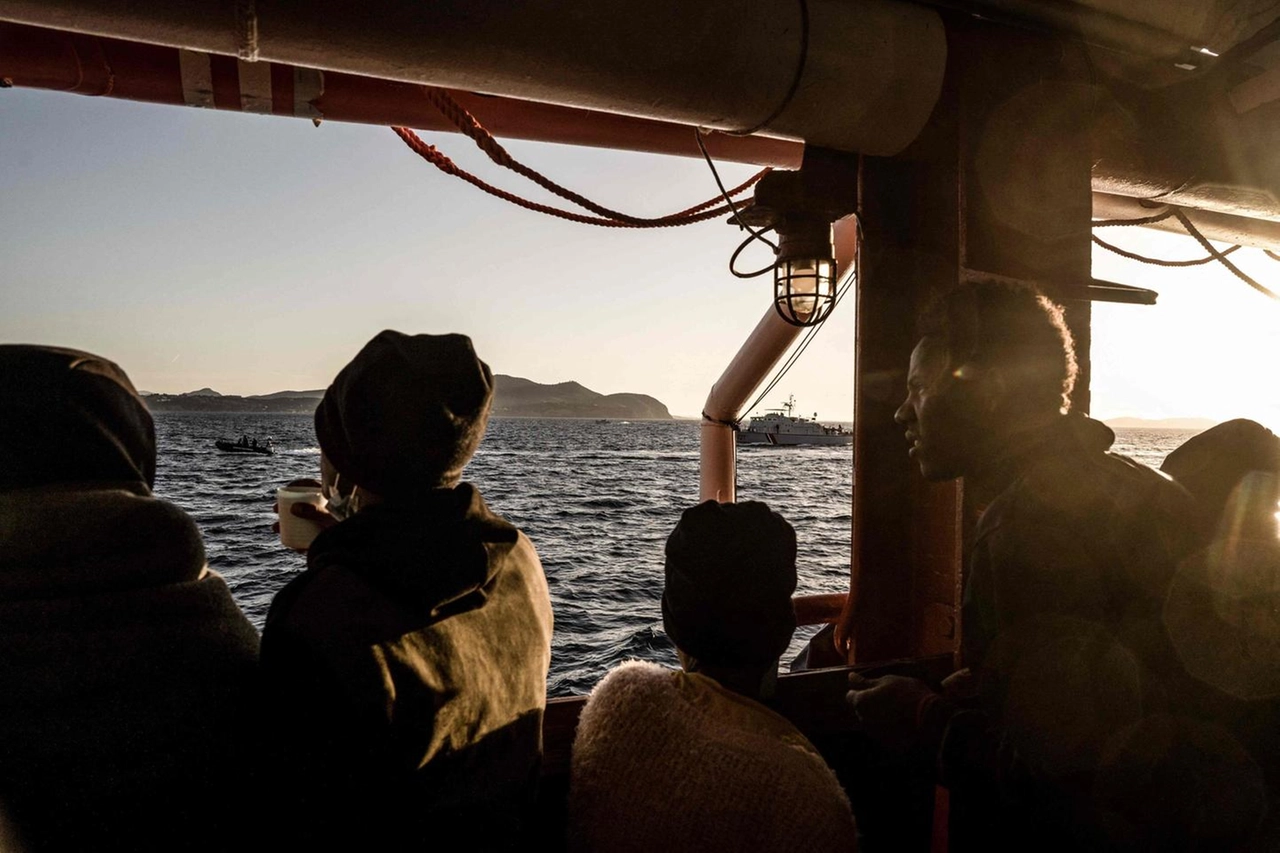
(774, 217), (837, 326)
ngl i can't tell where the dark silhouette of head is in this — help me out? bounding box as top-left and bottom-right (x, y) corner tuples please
(1161, 419), (1280, 545)
(315, 331), (494, 496)
(0, 345), (155, 490)
(894, 279), (1076, 481)
(661, 500), (797, 696)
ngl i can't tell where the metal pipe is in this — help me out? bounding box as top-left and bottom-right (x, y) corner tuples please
(699, 215), (857, 502)
(1092, 168), (1280, 224)
(699, 311), (801, 503)
(0, 0), (947, 156)
(0, 23), (804, 167)
(1092, 191), (1280, 252)
(793, 592), (847, 626)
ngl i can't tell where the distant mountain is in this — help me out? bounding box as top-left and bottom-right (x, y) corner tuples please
(492, 376), (671, 419)
(1104, 416), (1217, 430)
(248, 389), (326, 400)
(144, 375), (671, 419)
(145, 392), (313, 413)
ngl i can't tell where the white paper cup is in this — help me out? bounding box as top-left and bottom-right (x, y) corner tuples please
(277, 485), (327, 550)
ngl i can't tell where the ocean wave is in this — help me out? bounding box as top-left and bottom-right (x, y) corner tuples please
(156, 414), (862, 696)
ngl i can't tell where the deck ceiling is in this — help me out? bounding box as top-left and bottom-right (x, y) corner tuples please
(927, 0), (1280, 220)
(4, 0), (1280, 217)
(938, 0), (1280, 88)
(1076, 0), (1279, 48)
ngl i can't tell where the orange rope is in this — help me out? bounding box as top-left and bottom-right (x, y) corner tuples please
(391, 87), (771, 229)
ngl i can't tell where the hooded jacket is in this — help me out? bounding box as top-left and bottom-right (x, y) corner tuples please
(260, 483), (553, 851)
(0, 485), (261, 852)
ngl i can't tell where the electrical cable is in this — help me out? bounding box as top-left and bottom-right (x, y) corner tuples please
(743, 216), (862, 420)
(721, 0), (810, 137)
(729, 232), (779, 279)
(739, 259), (858, 422)
(695, 128), (780, 279)
(746, 271), (854, 414)
(748, 311), (823, 409)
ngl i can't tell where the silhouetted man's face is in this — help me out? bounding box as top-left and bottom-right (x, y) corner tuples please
(894, 336), (990, 481)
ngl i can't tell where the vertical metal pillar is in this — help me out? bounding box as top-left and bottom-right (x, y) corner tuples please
(839, 18), (1097, 664)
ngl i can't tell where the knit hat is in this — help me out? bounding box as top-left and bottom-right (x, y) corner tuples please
(0, 345), (156, 489)
(661, 500), (798, 668)
(315, 331), (494, 495)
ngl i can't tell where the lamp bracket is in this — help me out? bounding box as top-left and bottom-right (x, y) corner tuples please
(734, 146), (859, 232)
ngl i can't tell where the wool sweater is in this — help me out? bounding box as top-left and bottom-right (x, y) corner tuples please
(570, 660), (857, 853)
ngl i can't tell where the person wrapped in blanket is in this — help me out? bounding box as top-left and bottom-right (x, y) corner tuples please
(0, 345), (260, 852)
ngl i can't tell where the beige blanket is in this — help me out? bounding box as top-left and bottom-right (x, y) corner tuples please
(570, 661), (857, 853)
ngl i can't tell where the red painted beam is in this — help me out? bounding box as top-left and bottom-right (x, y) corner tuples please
(0, 22), (804, 168)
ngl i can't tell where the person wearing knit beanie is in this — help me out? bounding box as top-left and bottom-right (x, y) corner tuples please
(261, 330), (552, 851)
(570, 500), (856, 852)
(314, 330), (494, 495)
(661, 500), (798, 692)
(1161, 418), (1280, 546)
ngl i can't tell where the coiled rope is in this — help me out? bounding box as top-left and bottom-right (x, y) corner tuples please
(392, 88), (770, 229)
(1170, 209), (1278, 300)
(1092, 233), (1241, 267)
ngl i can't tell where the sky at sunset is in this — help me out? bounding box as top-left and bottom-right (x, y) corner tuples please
(2, 87), (1278, 428)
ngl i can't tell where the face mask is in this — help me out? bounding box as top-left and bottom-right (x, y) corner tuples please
(324, 473), (359, 522)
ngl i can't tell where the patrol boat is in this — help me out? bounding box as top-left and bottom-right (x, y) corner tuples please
(5, 0), (1280, 848)
(739, 396), (851, 446)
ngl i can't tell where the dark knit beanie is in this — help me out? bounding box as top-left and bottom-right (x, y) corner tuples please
(315, 330), (493, 495)
(0, 345), (156, 489)
(1162, 418), (1280, 534)
(661, 500), (798, 668)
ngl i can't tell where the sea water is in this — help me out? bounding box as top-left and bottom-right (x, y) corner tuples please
(153, 414), (1193, 697)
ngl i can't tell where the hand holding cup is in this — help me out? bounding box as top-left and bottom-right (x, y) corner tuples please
(275, 478), (337, 552)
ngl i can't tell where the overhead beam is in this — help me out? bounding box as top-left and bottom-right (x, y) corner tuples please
(1093, 191), (1280, 252)
(0, 0), (948, 156)
(0, 23), (804, 167)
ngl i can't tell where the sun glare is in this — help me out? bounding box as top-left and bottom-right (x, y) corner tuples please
(1091, 229), (1280, 429)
